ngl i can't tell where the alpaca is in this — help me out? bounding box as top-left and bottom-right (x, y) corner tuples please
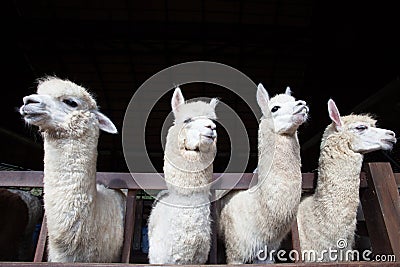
(297, 99), (396, 262)
(219, 84), (309, 264)
(19, 77), (125, 262)
(0, 188), (42, 261)
(148, 87), (218, 264)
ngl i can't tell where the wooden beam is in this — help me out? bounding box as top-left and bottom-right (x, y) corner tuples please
(132, 199), (144, 251)
(121, 190), (137, 263)
(33, 215), (47, 262)
(209, 191), (219, 264)
(291, 218), (302, 263)
(361, 162), (400, 261)
(0, 171), (383, 190)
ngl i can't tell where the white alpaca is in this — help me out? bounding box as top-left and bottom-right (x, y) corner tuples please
(297, 99), (396, 262)
(219, 84), (309, 264)
(19, 77), (125, 262)
(148, 87), (218, 264)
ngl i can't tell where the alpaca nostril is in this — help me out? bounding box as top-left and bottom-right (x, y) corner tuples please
(24, 96), (41, 105)
(205, 125), (216, 131)
(296, 100), (306, 106)
(26, 99), (40, 104)
(387, 131), (395, 137)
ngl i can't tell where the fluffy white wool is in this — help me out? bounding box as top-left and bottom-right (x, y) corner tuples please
(21, 77), (125, 262)
(219, 87), (306, 264)
(148, 90), (217, 264)
(297, 115), (378, 262)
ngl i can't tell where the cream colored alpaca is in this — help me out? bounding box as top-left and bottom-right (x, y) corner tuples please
(20, 77), (125, 262)
(297, 99), (396, 262)
(148, 87), (218, 264)
(219, 84), (309, 264)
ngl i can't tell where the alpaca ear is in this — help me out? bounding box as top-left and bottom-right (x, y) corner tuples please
(209, 98), (219, 109)
(171, 87), (185, 115)
(256, 83), (269, 111)
(328, 99), (343, 130)
(94, 111), (118, 134)
(285, 86), (292, 96)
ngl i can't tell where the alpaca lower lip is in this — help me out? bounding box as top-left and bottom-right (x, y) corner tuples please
(185, 147), (200, 152)
(21, 105), (47, 116)
(382, 139), (396, 145)
(202, 135), (216, 140)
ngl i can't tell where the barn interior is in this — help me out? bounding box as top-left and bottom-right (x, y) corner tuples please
(1, 0), (400, 263)
(3, 0), (400, 174)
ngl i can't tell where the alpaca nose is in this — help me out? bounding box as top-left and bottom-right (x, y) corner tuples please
(23, 95), (42, 105)
(387, 130), (396, 138)
(205, 122), (216, 131)
(293, 100), (308, 114)
(296, 100), (306, 107)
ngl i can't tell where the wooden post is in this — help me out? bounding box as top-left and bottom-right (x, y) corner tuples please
(132, 198), (144, 251)
(209, 191), (219, 264)
(291, 218), (302, 262)
(33, 214), (47, 262)
(361, 162), (400, 261)
(121, 189), (137, 263)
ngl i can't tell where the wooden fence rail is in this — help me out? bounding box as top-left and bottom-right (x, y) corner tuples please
(0, 162), (399, 266)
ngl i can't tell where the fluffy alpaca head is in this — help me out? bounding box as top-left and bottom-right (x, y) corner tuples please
(322, 99), (396, 153)
(171, 87), (218, 154)
(257, 83), (309, 135)
(19, 77), (117, 137)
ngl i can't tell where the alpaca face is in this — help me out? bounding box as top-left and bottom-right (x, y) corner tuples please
(20, 77), (117, 135)
(257, 83), (309, 135)
(178, 116), (217, 152)
(347, 121), (396, 153)
(171, 87), (218, 154)
(327, 99), (396, 154)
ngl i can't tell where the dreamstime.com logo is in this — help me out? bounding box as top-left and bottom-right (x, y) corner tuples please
(256, 239), (396, 262)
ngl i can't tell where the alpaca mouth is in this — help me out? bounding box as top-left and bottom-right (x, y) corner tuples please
(22, 111), (47, 117)
(382, 139), (396, 146)
(20, 104), (47, 116)
(293, 106), (309, 115)
(202, 135), (216, 141)
(185, 146), (200, 152)
(21, 111), (48, 121)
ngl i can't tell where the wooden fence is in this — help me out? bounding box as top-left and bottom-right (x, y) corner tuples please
(0, 162), (399, 266)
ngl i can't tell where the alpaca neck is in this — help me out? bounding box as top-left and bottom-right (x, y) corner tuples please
(256, 122), (302, 217)
(42, 130), (98, 227)
(313, 137), (363, 224)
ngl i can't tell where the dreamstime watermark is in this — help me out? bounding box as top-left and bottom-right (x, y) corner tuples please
(256, 239), (396, 262)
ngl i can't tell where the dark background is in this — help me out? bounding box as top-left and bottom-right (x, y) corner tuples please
(2, 0), (400, 173)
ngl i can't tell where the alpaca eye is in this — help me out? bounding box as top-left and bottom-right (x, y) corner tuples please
(183, 118), (193, 124)
(63, 99), (78, 108)
(356, 125), (368, 131)
(271, 106), (280, 113)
